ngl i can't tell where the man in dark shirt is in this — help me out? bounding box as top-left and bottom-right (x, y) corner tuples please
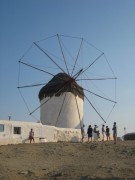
(87, 125), (93, 143)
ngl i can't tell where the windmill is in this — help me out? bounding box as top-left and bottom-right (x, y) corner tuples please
(18, 34), (117, 129)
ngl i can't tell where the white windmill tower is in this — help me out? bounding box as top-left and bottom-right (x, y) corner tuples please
(39, 72), (84, 128)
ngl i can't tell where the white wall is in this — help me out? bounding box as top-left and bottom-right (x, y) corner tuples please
(0, 120), (82, 145)
(40, 92), (83, 129)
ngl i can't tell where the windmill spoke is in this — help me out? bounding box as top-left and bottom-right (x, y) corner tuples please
(18, 80), (62, 89)
(18, 89), (31, 114)
(29, 78), (71, 115)
(17, 83), (47, 89)
(35, 34), (57, 43)
(57, 34), (70, 75)
(73, 69), (83, 79)
(60, 34), (82, 40)
(84, 38), (103, 53)
(81, 52), (104, 75)
(105, 104), (116, 122)
(71, 38), (83, 76)
(34, 42), (66, 74)
(76, 77), (117, 81)
(84, 88), (117, 103)
(74, 95), (82, 128)
(55, 92), (67, 126)
(19, 61), (65, 86)
(19, 61), (55, 76)
(30, 98), (50, 115)
(84, 94), (106, 123)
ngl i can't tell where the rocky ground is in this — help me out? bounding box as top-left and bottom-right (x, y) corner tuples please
(0, 141), (135, 180)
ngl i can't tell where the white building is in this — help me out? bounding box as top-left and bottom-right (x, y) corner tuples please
(0, 120), (81, 145)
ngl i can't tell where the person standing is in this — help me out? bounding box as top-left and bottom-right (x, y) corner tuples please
(81, 124), (85, 142)
(106, 126), (110, 141)
(102, 125), (105, 141)
(94, 125), (100, 138)
(29, 128), (35, 143)
(87, 125), (93, 143)
(112, 122), (117, 144)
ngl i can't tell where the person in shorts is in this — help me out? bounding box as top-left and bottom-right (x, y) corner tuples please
(81, 124), (85, 142)
(106, 126), (110, 141)
(112, 122), (117, 144)
(102, 125), (105, 141)
(29, 128), (35, 143)
(87, 125), (93, 143)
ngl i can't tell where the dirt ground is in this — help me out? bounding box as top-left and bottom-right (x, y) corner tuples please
(0, 141), (135, 180)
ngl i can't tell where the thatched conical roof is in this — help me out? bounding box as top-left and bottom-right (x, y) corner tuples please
(39, 73), (84, 101)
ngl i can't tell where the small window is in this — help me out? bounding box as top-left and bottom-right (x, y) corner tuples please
(0, 124), (4, 132)
(14, 127), (21, 134)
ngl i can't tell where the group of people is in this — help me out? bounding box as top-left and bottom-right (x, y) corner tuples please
(81, 122), (117, 144)
(101, 124), (110, 141)
(29, 122), (117, 144)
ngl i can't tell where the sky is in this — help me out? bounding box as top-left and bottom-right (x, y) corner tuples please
(0, 0), (135, 137)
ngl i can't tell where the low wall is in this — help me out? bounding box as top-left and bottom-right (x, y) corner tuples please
(0, 120), (82, 145)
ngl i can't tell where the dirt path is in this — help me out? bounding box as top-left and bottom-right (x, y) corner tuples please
(0, 141), (135, 179)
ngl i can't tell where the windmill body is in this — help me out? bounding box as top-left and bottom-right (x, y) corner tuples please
(39, 73), (84, 128)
